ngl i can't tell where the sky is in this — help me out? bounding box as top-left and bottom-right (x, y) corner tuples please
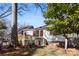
(18, 6), (46, 28)
(2, 3), (47, 28)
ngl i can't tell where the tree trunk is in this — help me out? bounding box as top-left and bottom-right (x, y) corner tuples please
(65, 38), (68, 51)
(11, 3), (18, 47)
(63, 34), (68, 51)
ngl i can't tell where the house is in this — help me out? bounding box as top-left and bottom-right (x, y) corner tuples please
(33, 26), (65, 46)
(33, 26), (48, 46)
(18, 25), (64, 46)
(18, 25), (65, 46)
(18, 25), (48, 46)
(0, 30), (12, 49)
(18, 25), (79, 47)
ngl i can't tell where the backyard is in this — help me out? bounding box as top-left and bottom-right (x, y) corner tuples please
(0, 43), (79, 56)
(0, 3), (79, 56)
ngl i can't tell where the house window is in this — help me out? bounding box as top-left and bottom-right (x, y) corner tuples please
(40, 30), (43, 36)
(33, 31), (35, 36)
(33, 30), (39, 36)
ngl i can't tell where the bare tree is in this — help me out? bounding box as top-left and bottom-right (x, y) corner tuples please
(11, 3), (19, 47)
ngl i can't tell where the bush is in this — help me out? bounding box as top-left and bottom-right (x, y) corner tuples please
(73, 38), (79, 49)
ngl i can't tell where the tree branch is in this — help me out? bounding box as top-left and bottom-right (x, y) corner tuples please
(1, 12), (12, 18)
(0, 6), (11, 17)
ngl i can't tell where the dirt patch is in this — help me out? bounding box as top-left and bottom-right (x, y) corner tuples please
(45, 43), (79, 56)
(0, 43), (79, 56)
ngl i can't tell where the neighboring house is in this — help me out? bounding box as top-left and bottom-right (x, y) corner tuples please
(0, 30), (12, 48)
(0, 37), (11, 49)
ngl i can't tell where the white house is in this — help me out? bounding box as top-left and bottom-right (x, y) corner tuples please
(18, 25), (79, 47)
(18, 25), (66, 46)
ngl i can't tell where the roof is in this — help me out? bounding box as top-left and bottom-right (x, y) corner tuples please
(18, 26), (34, 34)
(19, 26), (34, 30)
(34, 25), (47, 30)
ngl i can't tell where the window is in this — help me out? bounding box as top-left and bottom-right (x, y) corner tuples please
(33, 30), (39, 36)
(40, 30), (43, 36)
(36, 30), (39, 36)
(33, 31), (36, 36)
